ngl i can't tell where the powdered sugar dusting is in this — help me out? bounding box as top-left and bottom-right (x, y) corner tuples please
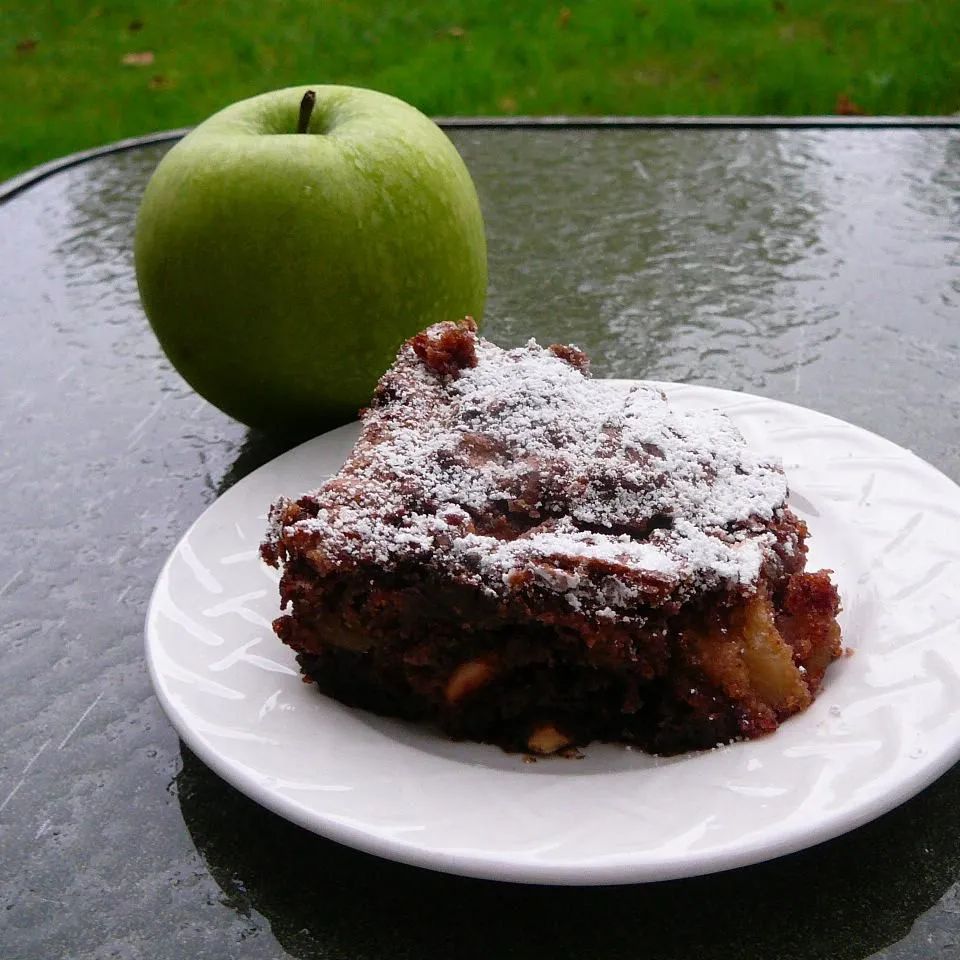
(265, 321), (797, 617)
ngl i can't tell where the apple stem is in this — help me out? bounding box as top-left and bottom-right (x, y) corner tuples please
(297, 90), (317, 134)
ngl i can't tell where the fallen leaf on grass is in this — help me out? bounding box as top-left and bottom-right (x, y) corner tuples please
(447, 25), (465, 38)
(149, 74), (169, 90)
(498, 95), (518, 112)
(835, 93), (866, 116)
(16, 38), (38, 53)
(632, 68), (666, 87)
(122, 50), (154, 66)
(558, 7), (571, 28)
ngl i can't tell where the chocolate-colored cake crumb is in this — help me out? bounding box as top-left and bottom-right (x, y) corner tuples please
(262, 319), (842, 755)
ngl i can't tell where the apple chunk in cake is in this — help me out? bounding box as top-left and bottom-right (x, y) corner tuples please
(261, 319), (842, 755)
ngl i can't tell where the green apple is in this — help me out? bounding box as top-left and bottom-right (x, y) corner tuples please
(135, 85), (487, 432)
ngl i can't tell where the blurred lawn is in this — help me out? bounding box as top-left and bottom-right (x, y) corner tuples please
(3, 0), (959, 180)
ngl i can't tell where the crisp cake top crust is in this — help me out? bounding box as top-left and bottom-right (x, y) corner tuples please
(266, 320), (797, 618)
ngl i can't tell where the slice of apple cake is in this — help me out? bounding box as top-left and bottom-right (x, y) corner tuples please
(262, 319), (842, 755)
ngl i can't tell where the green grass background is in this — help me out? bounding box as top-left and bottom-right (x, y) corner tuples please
(3, 0), (959, 181)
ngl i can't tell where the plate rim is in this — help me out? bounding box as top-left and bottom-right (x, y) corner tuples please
(145, 381), (960, 885)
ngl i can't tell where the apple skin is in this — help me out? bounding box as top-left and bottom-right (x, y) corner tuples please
(135, 85), (487, 432)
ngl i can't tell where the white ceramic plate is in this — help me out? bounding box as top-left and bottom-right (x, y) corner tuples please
(146, 382), (960, 885)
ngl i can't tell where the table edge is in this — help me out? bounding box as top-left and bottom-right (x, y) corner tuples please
(2, 115), (959, 205)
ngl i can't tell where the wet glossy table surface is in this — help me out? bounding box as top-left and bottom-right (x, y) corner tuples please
(3, 125), (960, 960)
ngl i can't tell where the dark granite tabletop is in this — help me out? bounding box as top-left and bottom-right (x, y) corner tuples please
(2, 122), (960, 960)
